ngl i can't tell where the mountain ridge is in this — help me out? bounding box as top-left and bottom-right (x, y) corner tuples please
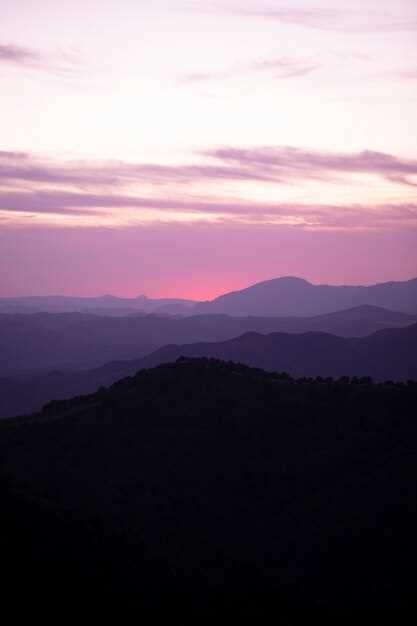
(1, 304), (416, 378)
(194, 276), (417, 316)
(1, 321), (417, 419)
(2, 275), (417, 316)
(135, 322), (417, 381)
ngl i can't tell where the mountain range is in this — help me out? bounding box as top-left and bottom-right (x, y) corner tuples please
(1, 305), (416, 377)
(139, 323), (417, 381)
(2, 276), (417, 317)
(0, 294), (195, 316)
(194, 276), (417, 316)
(1, 321), (416, 419)
(1, 275), (417, 419)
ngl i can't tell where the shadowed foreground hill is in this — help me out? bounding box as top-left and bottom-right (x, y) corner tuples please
(1, 358), (416, 614)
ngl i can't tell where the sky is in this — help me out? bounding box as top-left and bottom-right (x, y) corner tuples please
(1, 0), (417, 299)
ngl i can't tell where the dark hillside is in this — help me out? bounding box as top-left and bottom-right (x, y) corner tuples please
(1, 358), (415, 614)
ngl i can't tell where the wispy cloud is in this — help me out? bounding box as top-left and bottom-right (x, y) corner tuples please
(211, 3), (417, 34)
(1, 147), (416, 230)
(1, 187), (416, 230)
(0, 44), (40, 64)
(0, 150), (28, 160)
(1, 146), (417, 191)
(251, 57), (318, 78)
(181, 72), (217, 83)
(204, 147), (417, 187)
(181, 55), (318, 84)
(0, 151), (276, 188)
(390, 68), (417, 80)
(0, 190), (104, 216)
(0, 42), (81, 75)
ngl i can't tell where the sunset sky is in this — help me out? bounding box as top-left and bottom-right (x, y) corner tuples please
(1, 0), (417, 299)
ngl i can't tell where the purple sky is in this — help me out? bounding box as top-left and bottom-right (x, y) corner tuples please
(1, 0), (417, 297)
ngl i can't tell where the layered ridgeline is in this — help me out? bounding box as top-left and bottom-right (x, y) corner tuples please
(2, 276), (417, 318)
(1, 276), (416, 420)
(1, 305), (416, 377)
(140, 323), (417, 381)
(1, 323), (416, 419)
(1, 359), (415, 613)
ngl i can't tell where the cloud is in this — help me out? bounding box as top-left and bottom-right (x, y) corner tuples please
(390, 68), (417, 80)
(248, 6), (338, 29)
(214, 3), (417, 34)
(1, 187), (416, 230)
(251, 57), (318, 78)
(0, 191), (104, 216)
(0, 42), (80, 75)
(0, 150), (28, 159)
(3, 146), (416, 192)
(0, 151), (277, 188)
(1, 147), (416, 230)
(181, 72), (217, 83)
(0, 44), (40, 64)
(204, 147), (417, 187)
(181, 55), (318, 84)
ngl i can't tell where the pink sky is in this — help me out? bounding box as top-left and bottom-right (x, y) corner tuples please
(1, 0), (417, 297)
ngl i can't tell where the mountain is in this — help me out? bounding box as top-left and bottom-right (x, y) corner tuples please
(1, 359), (415, 612)
(3, 276), (417, 318)
(0, 294), (196, 316)
(194, 276), (417, 316)
(1, 321), (416, 419)
(1, 305), (415, 377)
(139, 323), (417, 381)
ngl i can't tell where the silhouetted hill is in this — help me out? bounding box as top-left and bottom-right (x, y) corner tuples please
(1, 359), (415, 613)
(1, 322), (416, 419)
(1, 305), (415, 377)
(195, 276), (417, 316)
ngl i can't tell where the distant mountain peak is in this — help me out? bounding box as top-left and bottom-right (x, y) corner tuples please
(194, 275), (417, 317)
(274, 276), (310, 283)
(254, 276), (311, 287)
(99, 294), (120, 301)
